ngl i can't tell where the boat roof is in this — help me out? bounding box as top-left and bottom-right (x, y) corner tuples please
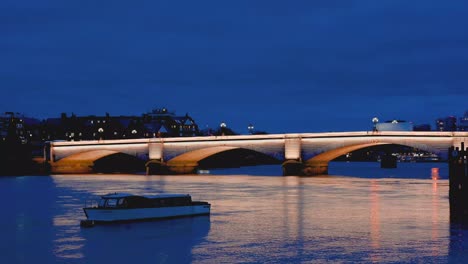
(100, 193), (190, 199)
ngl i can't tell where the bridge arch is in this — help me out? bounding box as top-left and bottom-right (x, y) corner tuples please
(168, 146), (240, 164)
(52, 150), (145, 174)
(301, 141), (440, 175)
(306, 143), (388, 164)
(156, 146), (280, 174)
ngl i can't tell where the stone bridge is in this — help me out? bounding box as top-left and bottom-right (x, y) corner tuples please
(45, 131), (468, 175)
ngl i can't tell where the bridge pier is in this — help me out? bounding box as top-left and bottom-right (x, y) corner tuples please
(449, 143), (468, 224)
(167, 163), (198, 174)
(302, 161), (328, 176)
(146, 159), (168, 175)
(50, 160), (94, 174)
(282, 160), (328, 176)
(146, 159), (199, 175)
(282, 160), (303, 176)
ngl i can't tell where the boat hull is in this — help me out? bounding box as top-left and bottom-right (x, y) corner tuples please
(84, 204), (210, 223)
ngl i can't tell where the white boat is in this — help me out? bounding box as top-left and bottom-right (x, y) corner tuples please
(81, 193), (210, 227)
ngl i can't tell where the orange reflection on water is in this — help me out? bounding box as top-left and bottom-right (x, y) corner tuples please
(369, 180), (381, 262)
(281, 177), (301, 240)
(431, 167), (439, 180)
(431, 168), (440, 256)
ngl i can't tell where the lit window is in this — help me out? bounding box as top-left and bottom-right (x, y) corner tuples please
(106, 199), (117, 208)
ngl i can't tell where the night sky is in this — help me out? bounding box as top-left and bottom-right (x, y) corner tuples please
(1, 0), (467, 133)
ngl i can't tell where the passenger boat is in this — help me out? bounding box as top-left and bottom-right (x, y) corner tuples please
(80, 193), (210, 227)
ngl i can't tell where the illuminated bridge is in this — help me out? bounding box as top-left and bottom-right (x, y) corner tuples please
(45, 131), (468, 175)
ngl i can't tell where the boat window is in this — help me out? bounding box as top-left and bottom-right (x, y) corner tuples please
(118, 198), (126, 206)
(98, 199), (106, 207)
(106, 199), (118, 208)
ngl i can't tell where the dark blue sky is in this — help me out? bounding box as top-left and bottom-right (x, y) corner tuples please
(1, 0), (467, 133)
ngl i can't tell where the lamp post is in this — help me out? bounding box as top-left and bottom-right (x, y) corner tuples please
(372, 117), (379, 131)
(131, 129), (137, 138)
(98, 127), (104, 140)
(248, 123), (254, 135)
(220, 122), (226, 136)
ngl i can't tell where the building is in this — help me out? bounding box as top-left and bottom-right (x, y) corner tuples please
(0, 114), (9, 141)
(141, 108), (199, 137)
(459, 111), (468, 131)
(0, 112), (42, 174)
(376, 120), (413, 131)
(436, 116), (457, 131)
(40, 108), (200, 141)
(0, 112), (40, 144)
(0, 112), (25, 142)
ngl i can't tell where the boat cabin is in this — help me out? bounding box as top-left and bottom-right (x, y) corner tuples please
(97, 193), (193, 209)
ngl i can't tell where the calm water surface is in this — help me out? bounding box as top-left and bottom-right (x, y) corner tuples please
(2, 162), (468, 263)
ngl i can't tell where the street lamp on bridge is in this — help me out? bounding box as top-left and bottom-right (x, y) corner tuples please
(248, 124), (254, 135)
(220, 122), (226, 136)
(98, 127), (104, 140)
(372, 117), (379, 131)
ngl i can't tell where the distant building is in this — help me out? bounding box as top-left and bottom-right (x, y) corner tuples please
(459, 111), (468, 131)
(0, 114), (9, 140)
(141, 108), (199, 137)
(376, 120), (413, 131)
(41, 108), (200, 141)
(436, 116), (457, 131)
(0, 112), (40, 144)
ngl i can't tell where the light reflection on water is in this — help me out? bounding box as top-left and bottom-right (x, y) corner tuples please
(2, 162), (468, 263)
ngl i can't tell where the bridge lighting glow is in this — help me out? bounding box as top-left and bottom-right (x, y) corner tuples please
(220, 122), (227, 128)
(47, 131), (465, 175)
(431, 167), (439, 180)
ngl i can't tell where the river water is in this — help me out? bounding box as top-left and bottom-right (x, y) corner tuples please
(2, 162), (468, 263)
